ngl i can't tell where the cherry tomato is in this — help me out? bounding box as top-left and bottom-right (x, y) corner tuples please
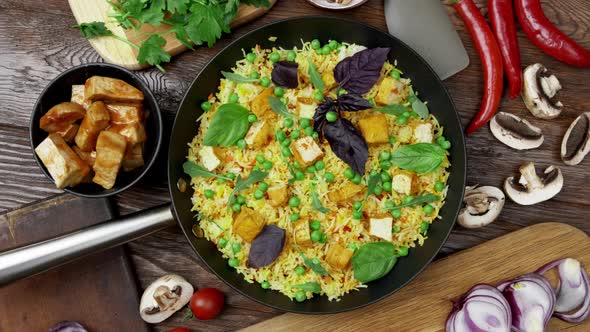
(189, 288), (225, 320)
(169, 328), (190, 332)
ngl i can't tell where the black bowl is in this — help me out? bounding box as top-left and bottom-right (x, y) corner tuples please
(169, 17), (466, 313)
(30, 63), (163, 198)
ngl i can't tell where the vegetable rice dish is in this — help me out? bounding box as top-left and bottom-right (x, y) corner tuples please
(184, 39), (451, 302)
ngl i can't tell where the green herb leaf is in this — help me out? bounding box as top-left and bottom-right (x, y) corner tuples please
(310, 183), (329, 213)
(134, 0), (166, 26)
(167, 0), (189, 14)
(222, 71), (260, 83)
(352, 242), (397, 283)
(411, 99), (429, 119)
(183, 306), (195, 320)
(137, 35), (171, 71)
(293, 282), (321, 294)
(185, 3), (225, 47)
(183, 161), (232, 181)
(374, 104), (409, 116)
(203, 103), (250, 146)
(384, 194), (440, 210)
(308, 59), (325, 92)
(390, 143), (445, 174)
(300, 253), (328, 276)
(268, 96), (297, 118)
(75, 22), (114, 39)
(228, 170), (268, 208)
(366, 173), (382, 198)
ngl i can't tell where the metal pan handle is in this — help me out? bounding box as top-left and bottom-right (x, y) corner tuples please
(0, 204), (176, 286)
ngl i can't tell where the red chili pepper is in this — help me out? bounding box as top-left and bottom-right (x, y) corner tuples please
(454, 0), (504, 135)
(489, 0), (522, 99)
(515, 0), (590, 67)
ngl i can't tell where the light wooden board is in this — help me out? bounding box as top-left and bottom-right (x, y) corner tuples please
(243, 223), (590, 331)
(68, 0), (277, 70)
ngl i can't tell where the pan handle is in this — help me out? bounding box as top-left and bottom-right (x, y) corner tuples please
(0, 204), (176, 286)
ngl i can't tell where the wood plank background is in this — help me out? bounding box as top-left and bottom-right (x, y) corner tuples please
(0, 0), (589, 331)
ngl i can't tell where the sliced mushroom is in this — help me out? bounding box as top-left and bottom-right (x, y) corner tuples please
(458, 185), (505, 228)
(490, 112), (544, 150)
(139, 274), (194, 324)
(522, 64), (563, 119)
(504, 162), (564, 205)
(561, 112), (590, 165)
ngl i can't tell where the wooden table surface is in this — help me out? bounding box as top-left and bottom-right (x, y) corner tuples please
(1, 0), (589, 331)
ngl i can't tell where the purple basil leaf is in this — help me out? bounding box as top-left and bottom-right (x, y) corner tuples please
(313, 97), (336, 138)
(271, 61), (299, 88)
(334, 47), (390, 94)
(337, 94), (373, 112)
(324, 118), (369, 175)
(48, 321), (88, 332)
(248, 225), (286, 268)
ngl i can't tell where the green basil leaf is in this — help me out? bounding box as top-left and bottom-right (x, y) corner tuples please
(352, 242), (397, 283)
(183, 161), (231, 180)
(384, 193), (441, 210)
(374, 104), (409, 116)
(390, 143), (445, 174)
(293, 282), (321, 294)
(268, 96), (298, 118)
(203, 103), (250, 146)
(300, 253), (328, 276)
(307, 59), (324, 92)
(310, 183), (329, 213)
(222, 71), (259, 83)
(366, 173), (382, 198)
(411, 98), (429, 119)
(227, 170), (268, 208)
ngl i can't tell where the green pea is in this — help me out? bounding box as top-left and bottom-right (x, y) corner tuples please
(295, 290), (307, 302)
(261, 281), (270, 289)
(295, 171), (305, 181)
(337, 87), (347, 96)
(353, 201), (363, 210)
(313, 90), (324, 101)
(389, 135), (396, 144)
(256, 154), (265, 163)
(380, 151), (391, 161)
(311, 230), (322, 242)
(382, 181), (392, 192)
(404, 196), (415, 204)
(237, 195), (246, 204)
(312, 132), (319, 139)
(204, 189), (214, 199)
(276, 130), (287, 142)
(237, 139), (246, 150)
(259, 182), (269, 191)
(373, 185), (383, 196)
(324, 172), (335, 183)
(420, 221), (430, 234)
(260, 77), (271, 87)
(287, 50), (296, 62)
(315, 48), (322, 55)
(228, 257), (239, 268)
(351, 173), (362, 184)
(402, 111), (410, 118)
(390, 69), (401, 80)
(319, 233), (327, 243)
(248, 114), (258, 123)
(380, 160), (391, 170)
(326, 111), (338, 122)
(284, 118), (294, 128)
(292, 161), (301, 169)
(250, 71), (260, 79)
(321, 45), (331, 55)
(385, 201), (396, 210)
(232, 242), (241, 253)
(274, 87), (284, 97)
(291, 129), (301, 139)
(232, 203), (241, 212)
(348, 242), (359, 251)
(328, 40), (338, 50)
(381, 172), (391, 182)
(344, 168), (355, 179)
(392, 225), (400, 234)
(252, 166), (261, 171)
(315, 160), (325, 170)
(370, 169), (379, 177)
(229, 93), (239, 103)
(295, 265), (306, 275)
(301, 118), (311, 129)
(396, 116), (408, 125)
(391, 209), (402, 218)
(201, 101), (212, 111)
(218, 238), (228, 248)
(217, 177), (226, 184)
(262, 160), (273, 170)
(227, 173), (236, 180)
(246, 52), (256, 62)
(278, 138), (290, 147)
(290, 213), (300, 222)
(436, 136), (446, 145)
(352, 210), (363, 219)
(311, 39), (321, 50)
(306, 165), (316, 174)
(310, 220), (321, 230)
(423, 204), (434, 215)
(304, 126), (314, 136)
(254, 190), (264, 200)
(435, 181), (445, 192)
(281, 146), (292, 157)
(269, 52), (280, 63)
(289, 196), (301, 207)
(441, 140), (451, 150)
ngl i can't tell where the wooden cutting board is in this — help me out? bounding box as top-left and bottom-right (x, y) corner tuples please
(68, 0), (277, 70)
(243, 223), (590, 331)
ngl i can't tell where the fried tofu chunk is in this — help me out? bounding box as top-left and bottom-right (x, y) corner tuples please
(105, 103), (144, 124)
(326, 243), (354, 270)
(391, 170), (417, 195)
(198, 146), (221, 171)
(358, 114), (389, 144)
(233, 207), (265, 243)
(244, 120), (272, 148)
(328, 182), (365, 205)
(122, 144), (144, 171)
(267, 184), (288, 207)
(375, 77), (410, 106)
(71, 85), (92, 109)
(413, 123), (433, 143)
(85, 76), (144, 103)
(293, 219), (312, 247)
(321, 71), (337, 90)
(73, 146), (96, 167)
(34, 134), (90, 188)
(93, 131), (127, 189)
(40, 102), (86, 133)
(75, 101), (110, 151)
(292, 137), (324, 167)
(55, 123), (79, 143)
(250, 88), (276, 119)
(297, 102), (317, 119)
(370, 217), (393, 241)
(107, 123), (147, 146)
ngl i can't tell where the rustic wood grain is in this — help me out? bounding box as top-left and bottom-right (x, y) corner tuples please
(0, 0), (590, 330)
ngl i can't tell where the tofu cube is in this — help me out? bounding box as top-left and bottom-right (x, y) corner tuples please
(84, 76), (144, 103)
(413, 123), (433, 143)
(122, 144), (144, 172)
(75, 101), (111, 151)
(105, 103), (144, 124)
(198, 146), (221, 171)
(73, 146), (96, 167)
(93, 131), (127, 190)
(328, 182), (365, 205)
(250, 88), (276, 119)
(55, 123), (79, 143)
(391, 170), (416, 195)
(233, 207), (265, 242)
(326, 243), (354, 270)
(40, 102), (86, 133)
(71, 85), (92, 109)
(375, 77), (409, 106)
(34, 134), (90, 188)
(321, 71), (337, 90)
(370, 217), (393, 241)
(267, 184), (288, 207)
(107, 123), (147, 146)
(292, 136), (324, 167)
(358, 114), (389, 144)
(244, 120), (272, 148)
(293, 219), (313, 247)
(297, 102), (317, 119)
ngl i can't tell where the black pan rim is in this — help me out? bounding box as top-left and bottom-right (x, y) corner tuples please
(169, 15), (467, 314)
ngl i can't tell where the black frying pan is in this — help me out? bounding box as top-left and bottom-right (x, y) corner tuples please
(0, 17), (466, 314)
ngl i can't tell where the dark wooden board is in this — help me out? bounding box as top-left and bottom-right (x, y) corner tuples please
(0, 195), (149, 332)
(0, 0), (589, 330)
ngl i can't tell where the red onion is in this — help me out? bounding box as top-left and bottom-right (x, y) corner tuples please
(500, 273), (555, 331)
(446, 284), (511, 332)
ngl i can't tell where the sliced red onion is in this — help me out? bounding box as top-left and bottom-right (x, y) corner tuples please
(501, 273), (555, 331)
(446, 284), (511, 332)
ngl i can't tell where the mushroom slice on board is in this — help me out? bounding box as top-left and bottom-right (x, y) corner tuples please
(504, 162), (564, 205)
(139, 274), (194, 323)
(458, 185), (505, 228)
(490, 112), (544, 150)
(561, 112), (590, 166)
(522, 64), (563, 119)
